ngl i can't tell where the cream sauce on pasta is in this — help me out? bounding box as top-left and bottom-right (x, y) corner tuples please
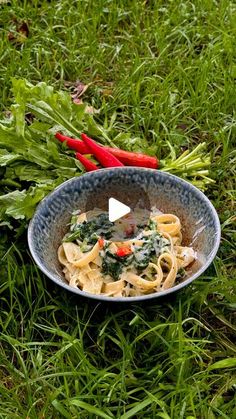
(58, 209), (196, 297)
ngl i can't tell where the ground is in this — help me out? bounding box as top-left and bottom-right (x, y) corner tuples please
(0, 1), (235, 418)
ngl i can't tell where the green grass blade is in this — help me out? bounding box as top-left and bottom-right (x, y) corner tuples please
(69, 400), (114, 419)
(51, 400), (71, 419)
(209, 358), (236, 370)
(120, 397), (154, 419)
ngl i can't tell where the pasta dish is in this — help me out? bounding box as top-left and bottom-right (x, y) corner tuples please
(58, 209), (196, 297)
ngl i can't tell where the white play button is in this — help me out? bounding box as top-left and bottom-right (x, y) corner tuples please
(108, 198), (131, 222)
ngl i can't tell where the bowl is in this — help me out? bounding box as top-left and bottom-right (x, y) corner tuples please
(28, 167), (221, 302)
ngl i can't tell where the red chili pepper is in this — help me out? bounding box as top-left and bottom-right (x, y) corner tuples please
(81, 133), (124, 168)
(75, 152), (98, 172)
(98, 238), (105, 248)
(55, 133), (158, 168)
(116, 247), (132, 257)
(55, 132), (88, 153)
(105, 147), (158, 169)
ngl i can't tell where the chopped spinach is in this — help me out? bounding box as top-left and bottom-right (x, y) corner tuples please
(102, 259), (122, 280)
(63, 212), (114, 244)
(133, 232), (170, 270)
(102, 231), (170, 281)
(63, 211), (171, 282)
(147, 218), (157, 231)
(102, 250), (133, 280)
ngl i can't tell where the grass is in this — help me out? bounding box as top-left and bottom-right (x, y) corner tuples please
(0, 0), (236, 418)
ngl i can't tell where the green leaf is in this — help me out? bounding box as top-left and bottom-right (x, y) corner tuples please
(10, 78), (30, 137)
(0, 149), (20, 166)
(0, 185), (52, 219)
(0, 124), (27, 153)
(29, 121), (52, 135)
(85, 114), (114, 145)
(5, 164), (54, 183)
(209, 358), (236, 370)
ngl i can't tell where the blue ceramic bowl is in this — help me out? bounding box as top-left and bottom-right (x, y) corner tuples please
(28, 168), (220, 302)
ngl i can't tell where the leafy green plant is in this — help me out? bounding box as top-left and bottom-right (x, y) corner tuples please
(0, 79), (213, 232)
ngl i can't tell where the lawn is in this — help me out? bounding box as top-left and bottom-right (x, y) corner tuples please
(0, 1), (236, 418)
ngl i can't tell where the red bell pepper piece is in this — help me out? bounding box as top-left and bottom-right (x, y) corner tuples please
(98, 238), (105, 248)
(116, 247), (132, 257)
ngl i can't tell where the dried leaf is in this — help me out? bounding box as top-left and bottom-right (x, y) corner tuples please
(7, 32), (15, 42)
(71, 80), (92, 99)
(176, 123), (188, 131)
(18, 22), (29, 37)
(93, 76), (114, 88)
(72, 98), (100, 114)
(101, 88), (113, 97)
(8, 20), (29, 45)
(73, 98), (83, 105)
(94, 79), (114, 97)
(85, 105), (100, 115)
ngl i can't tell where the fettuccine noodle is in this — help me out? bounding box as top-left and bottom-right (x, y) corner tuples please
(58, 210), (196, 297)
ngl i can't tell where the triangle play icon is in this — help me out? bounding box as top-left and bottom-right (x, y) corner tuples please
(108, 198), (131, 222)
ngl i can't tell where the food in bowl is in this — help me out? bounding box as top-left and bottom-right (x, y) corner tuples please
(58, 208), (196, 297)
(28, 168), (221, 302)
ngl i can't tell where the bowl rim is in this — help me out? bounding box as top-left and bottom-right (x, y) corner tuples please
(28, 167), (221, 302)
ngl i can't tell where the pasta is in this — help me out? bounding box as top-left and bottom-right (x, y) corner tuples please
(58, 209), (196, 297)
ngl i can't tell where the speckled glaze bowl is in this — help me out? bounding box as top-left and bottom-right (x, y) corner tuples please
(28, 168), (221, 302)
